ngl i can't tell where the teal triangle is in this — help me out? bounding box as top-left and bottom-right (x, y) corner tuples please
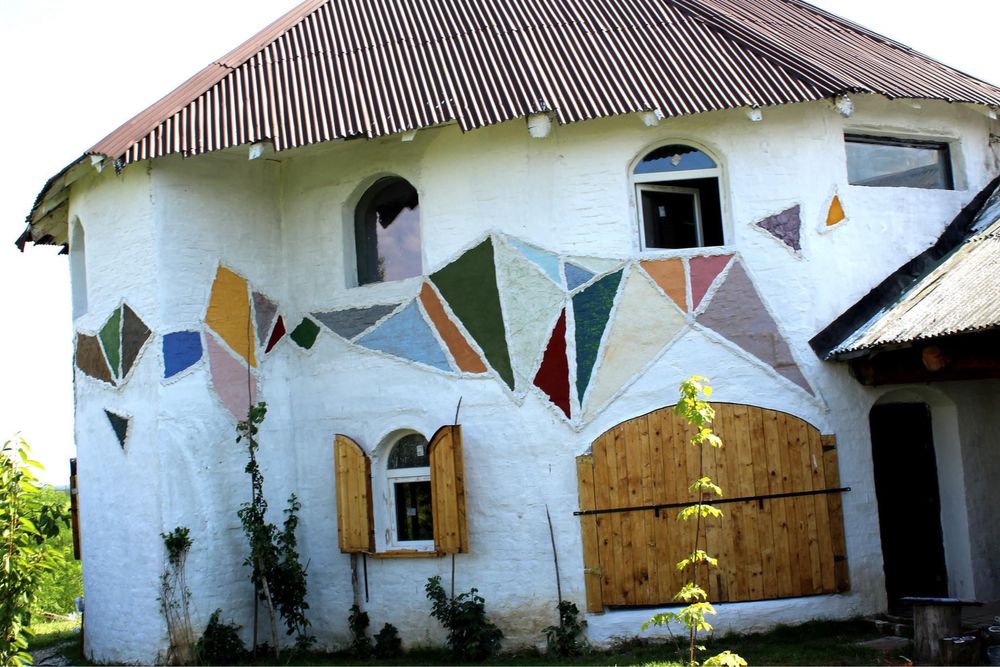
(573, 270), (623, 401)
(508, 239), (563, 287)
(357, 301), (452, 372)
(431, 239), (515, 388)
(565, 263), (595, 291)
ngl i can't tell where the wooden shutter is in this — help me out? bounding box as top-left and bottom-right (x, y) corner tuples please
(334, 434), (374, 553)
(429, 425), (469, 553)
(577, 403), (849, 609)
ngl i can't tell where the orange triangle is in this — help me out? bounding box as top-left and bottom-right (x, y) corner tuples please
(826, 195), (846, 226)
(639, 259), (687, 312)
(419, 283), (488, 373)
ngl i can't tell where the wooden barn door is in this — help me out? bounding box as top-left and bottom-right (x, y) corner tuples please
(576, 404), (849, 612)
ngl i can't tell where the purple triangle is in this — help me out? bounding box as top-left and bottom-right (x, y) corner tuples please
(696, 261), (811, 393)
(756, 205), (801, 251)
(253, 292), (278, 346)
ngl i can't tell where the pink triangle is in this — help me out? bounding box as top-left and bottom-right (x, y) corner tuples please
(689, 255), (732, 310)
(207, 334), (258, 421)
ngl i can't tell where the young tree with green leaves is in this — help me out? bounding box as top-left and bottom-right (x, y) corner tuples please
(643, 378), (746, 667)
(1, 437), (68, 666)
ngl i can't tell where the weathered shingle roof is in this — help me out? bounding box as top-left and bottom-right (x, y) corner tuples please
(813, 179), (1000, 360)
(18, 0), (1000, 250)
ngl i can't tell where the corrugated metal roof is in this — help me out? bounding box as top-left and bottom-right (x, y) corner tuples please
(830, 186), (1000, 357)
(18, 0), (1000, 249)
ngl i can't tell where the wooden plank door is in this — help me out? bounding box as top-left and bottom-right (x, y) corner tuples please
(577, 403), (848, 612)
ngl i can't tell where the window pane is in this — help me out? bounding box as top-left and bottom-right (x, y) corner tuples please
(394, 480), (433, 541)
(356, 177), (422, 285)
(641, 188), (700, 249)
(387, 433), (430, 469)
(845, 136), (952, 189)
(634, 144), (716, 174)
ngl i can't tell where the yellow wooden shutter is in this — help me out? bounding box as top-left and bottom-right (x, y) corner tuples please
(429, 425), (469, 553)
(334, 434), (374, 553)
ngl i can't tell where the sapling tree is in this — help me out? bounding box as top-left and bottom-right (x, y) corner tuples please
(0, 437), (66, 666)
(236, 403), (312, 658)
(159, 526), (194, 665)
(643, 377), (746, 667)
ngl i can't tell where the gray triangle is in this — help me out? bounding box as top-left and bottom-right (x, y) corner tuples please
(313, 304), (400, 340)
(253, 292), (278, 346)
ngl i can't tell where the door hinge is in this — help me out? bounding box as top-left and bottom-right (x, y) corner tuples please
(583, 566), (603, 577)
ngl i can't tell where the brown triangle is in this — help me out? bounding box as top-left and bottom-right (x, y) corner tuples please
(640, 259), (687, 312)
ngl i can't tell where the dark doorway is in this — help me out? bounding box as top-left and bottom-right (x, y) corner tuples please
(869, 403), (948, 607)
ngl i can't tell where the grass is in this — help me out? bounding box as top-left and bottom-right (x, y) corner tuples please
(214, 618), (886, 666)
(24, 617), (888, 666)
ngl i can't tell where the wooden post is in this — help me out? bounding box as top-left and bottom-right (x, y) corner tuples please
(906, 598), (963, 665)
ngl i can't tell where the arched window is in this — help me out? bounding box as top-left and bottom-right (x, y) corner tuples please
(69, 218), (88, 318)
(354, 177), (422, 285)
(385, 432), (433, 545)
(633, 144), (724, 249)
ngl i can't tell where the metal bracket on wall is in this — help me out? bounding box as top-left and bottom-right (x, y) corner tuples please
(573, 486), (851, 518)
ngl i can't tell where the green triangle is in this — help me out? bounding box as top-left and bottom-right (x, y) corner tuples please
(431, 239), (514, 389)
(99, 306), (122, 379)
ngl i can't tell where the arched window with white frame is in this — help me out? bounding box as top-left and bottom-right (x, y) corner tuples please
(632, 144), (724, 250)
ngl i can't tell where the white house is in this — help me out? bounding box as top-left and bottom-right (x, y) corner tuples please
(17, 0), (1000, 662)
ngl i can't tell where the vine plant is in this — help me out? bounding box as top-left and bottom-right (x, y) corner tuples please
(159, 526), (194, 665)
(236, 402), (312, 657)
(643, 377), (746, 667)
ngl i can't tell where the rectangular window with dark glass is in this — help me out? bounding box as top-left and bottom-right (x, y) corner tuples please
(393, 480), (433, 542)
(845, 134), (953, 190)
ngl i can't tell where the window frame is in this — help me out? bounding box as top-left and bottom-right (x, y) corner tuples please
(630, 142), (726, 252)
(844, 133), (955, 190)
(377, 431), (436, 552)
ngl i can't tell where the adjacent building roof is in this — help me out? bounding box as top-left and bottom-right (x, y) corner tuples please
(18, 0), (1000, 250)
(812, 177), (1000, 360)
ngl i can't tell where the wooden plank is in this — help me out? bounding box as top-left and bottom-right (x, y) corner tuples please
(592, 431), (620, 606)
(334, 434), (373, 553)
(822, 435), (850, 592)
(650, 409), (675, 604)
(732, 404), (763, 599)
(430, 425), (468, 554)
(661, 408), (689, 602)
(613, 424), (636, 606)
(809, 427), (835, 593)
(795, 417), (823, 594)
(784, 415), (815, 596)
(748, 407), (777, 599)
(576, 455), (605, 613)
(452, 426), (469, 553)
(775, 414), (803, 597)
(714, 404), (741, 602)
(635, 414), (658, 604)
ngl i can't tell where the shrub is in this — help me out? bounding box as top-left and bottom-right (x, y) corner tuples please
(196, 609), (247, 665)
(373, 623), (402, 660)
(348, 604), (371, 658)
(425, 575), (502, 661)
(543, 600), (586, 656)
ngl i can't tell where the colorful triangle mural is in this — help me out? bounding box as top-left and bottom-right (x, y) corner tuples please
(419, 283), (487, 374)
(357, 301), (453, 372)
(121, 304), (151, 378)
(573, 269), (623, 402)
(690, 255), (732, 310)
(99, 307), (122, 380)
(253, 292), (278, 346)
(430, 238), (515, 388)
(639, 258), (687, 312)
(104, 410), (129, 449)
(696, 261), (811, 393)
(206, 333), (257, 421)
(205, 266), (256, 368)
(756, 205), (802, 251)
(564, 263), (595, 291)
(533, 309), (571, 418)
(313, 304), (399, 340)
(77, 334), (114, 384)
(163, 331), (203, 378)
(507, 238), (563, 287)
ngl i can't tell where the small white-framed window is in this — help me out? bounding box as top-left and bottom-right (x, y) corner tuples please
(844, 134), (954, 190)
(633, 144), (724, 250)
(384, 432), (434, 548)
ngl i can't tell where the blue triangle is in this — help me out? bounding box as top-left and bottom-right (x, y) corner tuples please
(357, 301), (452, 372)
(508, 239), (563, 287)
(565, 262), (595, 291)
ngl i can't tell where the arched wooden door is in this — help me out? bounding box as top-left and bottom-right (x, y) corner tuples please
(576, 403), (849, 612)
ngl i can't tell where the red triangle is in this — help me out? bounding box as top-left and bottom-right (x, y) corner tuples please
(265, 316), (286, 353)
(533, 309), (571, 418)
(689, 255), (732, 310)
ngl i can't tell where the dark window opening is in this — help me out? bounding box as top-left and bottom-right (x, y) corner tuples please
(393, 481), (433, 542)
(845, 134), (953, 190)
(355, 177), (422, 285)
(634, 145), (724, 250)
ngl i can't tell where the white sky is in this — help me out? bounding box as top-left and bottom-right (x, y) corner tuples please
(1, 0), (997, 484)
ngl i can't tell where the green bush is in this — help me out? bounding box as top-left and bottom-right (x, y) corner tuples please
(373, 623), (402, 659)
(543, 600), (586, 656)
(196, 609), (247, 665)
(347, 604), (371, 658)
(31, 487), (82, 616)
(425, 575), (502, 661)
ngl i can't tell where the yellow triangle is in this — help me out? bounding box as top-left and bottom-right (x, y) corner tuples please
(826, 195), (846, 226)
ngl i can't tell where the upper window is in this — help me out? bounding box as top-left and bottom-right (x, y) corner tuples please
(385, 433), (433, 546)
(633, 144), (724, 250)
(354, 177), (423, 286)
(845, 135), (953, 190)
